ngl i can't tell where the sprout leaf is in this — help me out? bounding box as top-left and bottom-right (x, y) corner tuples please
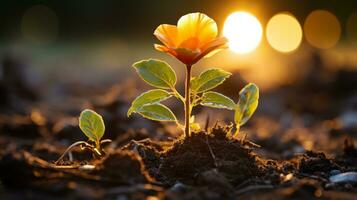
(79, 109), (105, 144)
(234, 83), (259, 127)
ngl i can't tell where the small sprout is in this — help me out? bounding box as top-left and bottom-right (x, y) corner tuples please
(55, 109), (111, 164)
(234, 83), (259, 138)
(128, 12), (260, 139)
(79, 109), (105, 149)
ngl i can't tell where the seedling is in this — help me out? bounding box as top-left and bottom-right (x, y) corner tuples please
(55, 109), (111, 164)
(128, 12), (259, 138)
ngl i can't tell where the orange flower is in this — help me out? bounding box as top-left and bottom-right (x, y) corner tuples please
(154, 12), (228, 65)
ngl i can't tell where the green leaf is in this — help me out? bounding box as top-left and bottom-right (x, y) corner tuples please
(137, 103), (176, 121)
(234, 83), (259, 126)
(79, 109), (105, 143)
(201, 91), (235, 110)
(128, 89), (172, 117)
(191, 68), (231, 93)
(133, 59), (176, 89)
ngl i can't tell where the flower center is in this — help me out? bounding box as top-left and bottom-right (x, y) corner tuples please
(179, 37), (200, 50)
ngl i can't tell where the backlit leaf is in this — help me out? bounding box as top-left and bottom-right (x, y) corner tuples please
(133, 59), (176, 89)
(79, 109), (105, 143)
(234, 83), (259, 126)
(201, 91), (235, 110)
(191, 68), (231, 93)
(137, 103), (176, 121)
(128, 89), (172, 116)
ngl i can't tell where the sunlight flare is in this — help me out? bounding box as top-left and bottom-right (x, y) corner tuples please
(223, 11), (263, 54)
(266, 13), (302, 53)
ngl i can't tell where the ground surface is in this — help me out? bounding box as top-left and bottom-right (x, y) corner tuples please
(0, 56), (357, 199)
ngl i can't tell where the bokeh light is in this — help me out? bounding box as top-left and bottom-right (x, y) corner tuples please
(266, 13), (302, 53)
(304, 10), (341, 49)
(346, 12), (357, 46)
(223, 11), (263, 54)
(21, 5), (59, 45)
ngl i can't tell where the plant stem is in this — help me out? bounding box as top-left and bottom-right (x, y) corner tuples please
(184, 65), (192, 137)
(171, 87), (185, 102)
(234, 124), (240, 139)
(55, 141), (92, 164)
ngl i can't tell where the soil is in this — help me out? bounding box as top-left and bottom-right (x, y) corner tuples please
(0, 122), (356, 200)
(0, 60), (357, 199)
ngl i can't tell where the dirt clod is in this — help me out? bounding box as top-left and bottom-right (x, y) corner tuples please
(95, 150), (154, 184)
(126, 126), (261, 186)
(298, 151), (339, 176)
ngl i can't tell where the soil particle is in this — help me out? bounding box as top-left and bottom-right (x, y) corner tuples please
(242, 178), (323, 200)
(95, 150), (154, 184)
(298, 151), (339, 176)
(197, 168), (234, 190)
(122, 138), (163, 177)
(334, 139), (357, 171)
(165, 185), (233, 200)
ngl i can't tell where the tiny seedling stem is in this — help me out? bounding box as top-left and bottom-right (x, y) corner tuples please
(55, 141), (92, 164)
(184, 64), (192, 137)
(234, 125), (240, 139)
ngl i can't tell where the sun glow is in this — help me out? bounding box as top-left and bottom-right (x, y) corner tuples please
(223, 11), (263, 54)
(266, 13), (302, 53)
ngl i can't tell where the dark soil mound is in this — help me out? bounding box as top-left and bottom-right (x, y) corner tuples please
(298, 151), (339, 176)
(125, 126), (261, 185)
(95, 150), (154, 184)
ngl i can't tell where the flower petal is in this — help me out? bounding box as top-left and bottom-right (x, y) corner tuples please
(179, 37), (200, 50)
(154, 44), (169, 52)
(154, 24), (178, 47)
(154, 44), (179, 59)
(194, 37), (228, 62)
(177, 13), (217, 48)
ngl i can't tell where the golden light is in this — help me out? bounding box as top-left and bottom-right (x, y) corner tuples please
(223, 11), (263, 54)
(304, 10), (341, 49)
(266, 13), (302, 53)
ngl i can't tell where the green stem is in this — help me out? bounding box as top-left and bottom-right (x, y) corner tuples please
(234, 124), (240, 139)
(55, 141), (92, 164)
(184, 65), (192, 137)
(191, 94), (202, 106)
(171, 87), (185, 103)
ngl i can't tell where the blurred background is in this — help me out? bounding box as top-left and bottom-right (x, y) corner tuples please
(1, 0), (356, 87)
(0, 0), (356, 153)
